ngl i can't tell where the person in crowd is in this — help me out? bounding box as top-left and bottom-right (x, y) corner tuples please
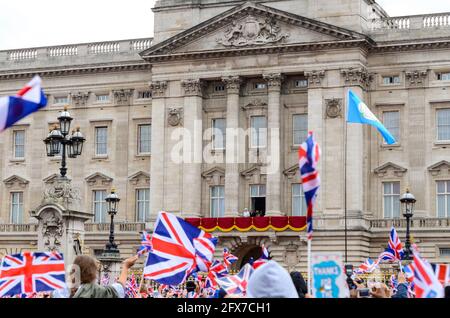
(290, 271), (309, 298)
(242, 208), (250, 217)
(247, 261), (298, 298)
(391, 272), (408, 298)
(53, 255), (138, 298)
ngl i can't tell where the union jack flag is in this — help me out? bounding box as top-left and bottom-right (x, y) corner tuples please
(298, 132), (321, 240)
(378, 248), (397, 263)
(431, 263), (450, 286)
(388, 227), (404, 261)
(223, 248), (238, 267)
(355, 258), (378, 274)
(216, 264), (254, 296)
(125, 274), (139, 298)
(0, 251), (65, 297)
(404, 263), (415, 283)
(137, 231), (153, 257)
(143, 212), (218, 286)
(389, 274), (398, 292)
(204, 260), (229, 289)
(412, 252), (444, 298)
(252, 245), (270, 269)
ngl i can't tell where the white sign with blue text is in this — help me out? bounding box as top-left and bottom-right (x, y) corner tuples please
(311, 253), (349, 298)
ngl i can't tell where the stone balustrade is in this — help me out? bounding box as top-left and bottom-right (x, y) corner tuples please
(369, 218), (450, 229)
(0, 223), (38, 232)
(0, 38), (153, 64)
(371, 13), (450, 31)
(84, 222), (146, 233)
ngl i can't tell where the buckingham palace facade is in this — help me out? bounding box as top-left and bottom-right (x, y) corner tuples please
(1, 0), (450, 271)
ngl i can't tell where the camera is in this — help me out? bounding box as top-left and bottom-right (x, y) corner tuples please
(344, 264), (357, 290)
(358, 288), (370, 298)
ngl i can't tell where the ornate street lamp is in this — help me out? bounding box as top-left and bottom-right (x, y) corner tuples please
(43, 107), (85, 178)
(400, 189), (416, 261)
(105, 188), (120, 254)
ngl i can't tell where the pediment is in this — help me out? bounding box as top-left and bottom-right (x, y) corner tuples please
(3, 175), (29, 188)
(141, 2), (369, 61)
(428, 160), (450, 176)
(202, 167), (225, 185)
(283, 164), (299, 179)
(85, 172), (113, 186)
(43, 174), (59, 184)
(374, 162), (407, 177)
(129, 171), (150, 185)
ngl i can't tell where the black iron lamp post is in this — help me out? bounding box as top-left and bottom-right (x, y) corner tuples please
(400, 189), (416, 261)
(105, 188), (120, 254)
(43, 107), (85, 178)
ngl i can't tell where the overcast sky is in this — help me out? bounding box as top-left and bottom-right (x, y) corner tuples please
(0, 0), (449, 50)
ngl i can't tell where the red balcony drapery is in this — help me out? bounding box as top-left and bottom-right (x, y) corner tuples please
(185, 216), (307, 233)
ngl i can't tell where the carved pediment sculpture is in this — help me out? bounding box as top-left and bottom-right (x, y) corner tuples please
(283, 165), (300, 180)
(241, 164), (266, 184)
(3, 175), (29, 188)
(217, 15), (289, 47)
(374, 162), (407, 178)
(129, 171), (150, 186)
(85, 172), (113, 186)
(242, 98), (268, 111)
(202, 167), (225, 185)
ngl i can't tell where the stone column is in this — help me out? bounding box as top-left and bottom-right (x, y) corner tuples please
(149, 81), (167, 218)
(181, 79), (204, 217)
(263, 73), (284, 216)
(222, 76), (242, 216)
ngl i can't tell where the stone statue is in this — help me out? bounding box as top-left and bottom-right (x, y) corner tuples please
(42, 211), (63, 252)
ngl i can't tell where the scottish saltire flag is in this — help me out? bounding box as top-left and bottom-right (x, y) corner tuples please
(431, 264), (450, 286)
(137, 231), (153, 257)
(388, 227), (404, 261)
(355, 258), (378, 274)
(347, 90), (396, 145)
(0, 76), (47, 133)
(0, 251), (65, 297)
(298, 131), (321, 240)
(216, 264), (253, 296)
(412, 252), (444, 298)
(143, 211), (218, 286)
(223, 248), (238, 267)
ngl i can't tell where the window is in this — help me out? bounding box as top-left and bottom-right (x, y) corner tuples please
(382, 76), (400, 85)
(437, 181), (450, 218)
(295, 79), (308, 88)
(437, 109), (450, 141)
(214, 84), (225, 92)
(137, 91), (152, 99)
(138, 124), (151, 154)
(95, 127), (108, 156)
(250, 184), (266, 215)
(10, 192), (24, 224)
(13, 130), (25, 158)
(93, 190), (107, 223)
(136, 188), (150, 222)
(382, 111), (400, 143)
(383, 182), (400, 218)
(212, 118), (226, 150)
(254, 83), (266, 90)
(437, 72), (450, 81)
(292, 184), (306, 216)
(439, 248), (450, 257)
(210, 186), (225, 218)
(54, 96), (68, 105)
(293, 114), (308, 146)
(250, 116), (267, 148)
(96, 94), (110, 103)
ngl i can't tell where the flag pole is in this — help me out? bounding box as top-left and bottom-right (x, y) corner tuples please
(307, 238), (312, 295)
(344, 90), (349, 264)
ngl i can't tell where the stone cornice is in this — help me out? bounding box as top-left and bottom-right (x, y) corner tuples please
(370, 37), (450, 53)
(0, 62), (150, 80)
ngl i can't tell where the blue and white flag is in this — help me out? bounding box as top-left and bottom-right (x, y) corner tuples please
(347, 90), (396, 145)
(0, 76), (47, 132)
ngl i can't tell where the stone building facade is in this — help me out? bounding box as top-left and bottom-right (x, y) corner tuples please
(1, 0), (450, 271)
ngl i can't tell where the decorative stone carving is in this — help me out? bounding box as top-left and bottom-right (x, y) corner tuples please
(405, 70), (428, 87)
(43, 178), (81, 209)
(149, 81), (168, 98)
(113, 89), (133, 104)
(85, 172), (113, 186)
(181, 79), (204, 97)
(242, 98), (268, 111)
(41, 210), (63, 252)
(3, 175), (29, 188)
(129, 171), (150, 185)
(428, 160), (450, 176)
(217, 16), (289, 47)
(167, 108), (183, 127)
(71, 92), (90, 106)
(202, 167), (225, 185)
(222, 76), (242, 94)
(325, 98), (343, 118)
(374, 162), (407, 178)
(283, 165), (299, 179)
(304, 70), (325, 88)
(241, 164), (266, 184)
(341, 67), (373, 89)
(263, 73), (284, 91)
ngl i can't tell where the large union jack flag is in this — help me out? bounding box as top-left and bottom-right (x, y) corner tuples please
(412, 251), (444, 298)
(216, 264), (254, 296)
(388, 227), (404, 261)
(143, 212), (218, 286)
(354, 258), (378, 274)
(0, 251), (65, 297)
(298, 131), (321, 240)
